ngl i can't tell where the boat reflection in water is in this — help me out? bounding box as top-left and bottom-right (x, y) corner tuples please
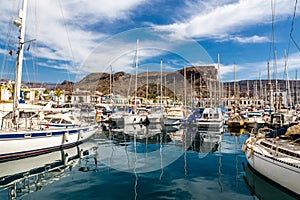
(98, 121), (225, 174)
(227, 126), (247, 136)
(0, 140), (98, 200)
(98, 123), (188, 174)
(181, 123), (222, 154)
(189, 131), (222, 154)
(242, 162), (300, 200)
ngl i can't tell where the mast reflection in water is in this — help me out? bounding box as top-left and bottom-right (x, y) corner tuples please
(0, 125), (299, 199)
(0, 140), (98, 200)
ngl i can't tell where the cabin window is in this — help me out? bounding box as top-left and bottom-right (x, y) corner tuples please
(51, 118), (61, 124)
(61, 119), (68, 124)
(20, 112), (35, 118)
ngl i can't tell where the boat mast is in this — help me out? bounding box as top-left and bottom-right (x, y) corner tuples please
(146, 66), (148, 101)
(164, 75), (166, 101)
(259, 70), (262, 100)
(233, 64), (236, 112)
(190, 74), (193, 107)
(228, 82), (231, 107)
(13, 0), (28, 125)
(193, 73), (195, 107)
(217, 53), (221, 106)
(267, 61), (274, 110)
(110, 65), (112, 96)
(273, 49), (278, 92)
(184, 65), (187, 111)
(160, 59), (163, 107)
(209, 76), (212, 107)
(284, 49), (292, 107)
(134, 39), (139, 108)
(173, 75), (176, 103)
(295, 70), (298, 106)
(199, 76), (202, 107)
(254, 81), (258, 103)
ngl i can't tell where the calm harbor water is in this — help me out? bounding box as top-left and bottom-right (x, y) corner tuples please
(0, 125), (298, 200)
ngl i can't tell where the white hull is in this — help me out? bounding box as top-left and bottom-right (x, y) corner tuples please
(123, 114), (147, 124)
(163, 106), (185, 126)
(148, 112), (164, 124)
(196, 107), (224, 132)
(197, 119), (224, 132)
(163, 118), (182, 126)
(243, 162), (298, 199)
(0, 125), (98, 161)
(0, 140), (97, 181)
(245, 138), (300, 195)
(110, 114), (147, 126)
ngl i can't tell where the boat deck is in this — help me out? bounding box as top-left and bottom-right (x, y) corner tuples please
(258, 137), (300, 167)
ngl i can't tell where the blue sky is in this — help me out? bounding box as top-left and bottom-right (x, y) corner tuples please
(0, 0), (300, 84)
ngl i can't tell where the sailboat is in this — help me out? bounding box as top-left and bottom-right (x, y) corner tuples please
(109, 40), (149, 128)
(225, 64), (245, 129)
(0, 0), (98, 161)
(242, 125), (300, 195)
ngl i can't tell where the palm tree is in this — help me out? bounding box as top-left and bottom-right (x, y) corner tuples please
(54, 88), (63, 105)
(7, 83), (14, 100)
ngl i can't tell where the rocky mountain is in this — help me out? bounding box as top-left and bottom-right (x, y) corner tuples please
(24, 65), (299, 103)
(225, 79), (300, 99)
(72, 66), (218, 98)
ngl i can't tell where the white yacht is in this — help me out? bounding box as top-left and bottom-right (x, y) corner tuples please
(147, 106), (164, 124)
(163, 106), (186, 126)
(109, 107), (148, 130)
(196, 107), (224, 133)
(243, 111), (265, 129)
(243, 124), (300, 195)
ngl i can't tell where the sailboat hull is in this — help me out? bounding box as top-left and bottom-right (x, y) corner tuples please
(0, 125), (98, 161)
(245, 139), (300, 195)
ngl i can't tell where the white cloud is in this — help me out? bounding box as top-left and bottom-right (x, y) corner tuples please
(0, 0), (145, 79)
(73, 27), (214, 79)
(63, 0), (145, 22)
(80, 38), (180, 75)
(152, 0), (297, 41)
(227, 35), (269, 43)
(1, 0), (299, 83)
(219, 50), (300, 81)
